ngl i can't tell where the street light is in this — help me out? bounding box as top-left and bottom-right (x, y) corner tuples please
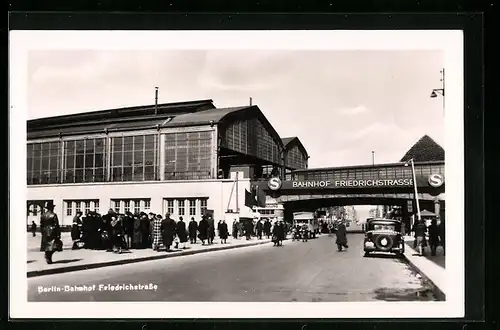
(430, 68), (445, 114)
(404, 158), (421, 223)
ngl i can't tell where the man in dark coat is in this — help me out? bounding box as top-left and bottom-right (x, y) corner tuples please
(176, 216), (188, 249)
(140, 213), (150, 249)
(40, 202), (61, 264)
(219, 220), (229, 244)
(71, 211), (83, 250)
(188, 217), (198, 244)
(123, 212), (135, 249)
(232, 220), (239, 239)
(256, 220), (263, 240)
(438, 219), (445, 256)
(263, 219), (271, 239)
(132, 213), (142, 249)
(39, 204), (47, 251)
(100, 209), (115, 251)
(161, 213), (176, 251)
(198, 216), (209, 245)
(335, 220), (349, 252)
(428, 219), (440, 256)
(414, 219), (427, 256)
(244, 220), (253, 240)
(207, 216), (216, 244)
(31, 221), (37, 237)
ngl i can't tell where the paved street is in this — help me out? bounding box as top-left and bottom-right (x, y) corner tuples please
(28, 234), (437, 302)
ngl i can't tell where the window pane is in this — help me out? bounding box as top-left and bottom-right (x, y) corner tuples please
(75, 155), (84, 168)
(112, 167), (123, 181)
(94, 168), (104, 182)
(112, 152), (122, 166)
(123, 152), (133, 166)
(123, 167), (133, 181)
(84, 154), (94, 168)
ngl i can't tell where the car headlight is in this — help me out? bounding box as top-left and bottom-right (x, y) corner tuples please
(365, 241), (374, 248)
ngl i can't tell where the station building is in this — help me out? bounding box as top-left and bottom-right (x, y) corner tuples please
(26, 99), (309, 228)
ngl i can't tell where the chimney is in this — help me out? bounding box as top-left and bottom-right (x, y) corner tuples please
(249, 97), (252, 106)
(155, 87), (159, 115)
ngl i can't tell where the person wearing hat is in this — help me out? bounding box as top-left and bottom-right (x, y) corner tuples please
(188, 217), (198, 244)
(161, 213), (176, 252)
(40, 201), (61, 264)
(198, 215), (209, 245)
(152, 214), (163, 251)
(176, 216), (188, 249)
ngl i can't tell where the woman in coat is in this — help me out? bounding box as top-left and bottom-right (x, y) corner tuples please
(176, 216), (188, 249)
(152, 214), (163, 251)
(132, 213), (142, 249)
(140, 213), (150, 249)
(198, 216), (209, 245)
(188, 217), (198, 244)
(71, 211), (83, 250)
(335, 220), (349, 252)
(161, 213), (176, 252)
(219, 220), (229, 244)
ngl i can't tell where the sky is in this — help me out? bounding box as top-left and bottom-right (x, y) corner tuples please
(27, 50), (444, 217)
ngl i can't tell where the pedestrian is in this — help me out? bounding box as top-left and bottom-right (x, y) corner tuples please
(438, 219), (445, 255)
(263, 219), (271, 239)
(100, 210), (115, 251)
(428, 219), (440, 256)
(111, 214), (126, 253)
(219, 219), (229, 244)
(244, 220), (253, 240)
(71, 211), (83, 250)
(39, 204), (47, 251)
(161, 213), (176, 252)
(40, 202), (62, 264)
(152, 214), (163, 251)
(276, 221), (286, 246)
(140, 213), (150, 249)
(217, 220), (223, 239)
(176, 216), (188, 249)
(301, 224), (308, 242)
(335, 220), (349, 252)
(232, 220), (239, 239)
(272, 221), (279, 246)
(207, 216), (215, 244)
(414, 218), (427, 256)
(148, 213), (155, 248)
(256, 219), (263, 240)
(198, 215), (209, 245)
(132, 213), (142, 249)
(123, 212), (135, 249)
(31, 221), (37, 237)
(188, 217), (198, 244)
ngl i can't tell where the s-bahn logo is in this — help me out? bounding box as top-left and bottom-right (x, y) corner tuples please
(428, 173), (444, 188)
(268, 177), (282, 191)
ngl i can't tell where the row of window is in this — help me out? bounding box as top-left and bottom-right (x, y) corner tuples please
(27, 198), (209, 218)
(293, 164), (445, 181)
(27, 132), (214, 185)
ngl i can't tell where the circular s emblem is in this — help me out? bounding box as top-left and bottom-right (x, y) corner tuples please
(428, 173), (444, 188)
(268, 177), (282, 191)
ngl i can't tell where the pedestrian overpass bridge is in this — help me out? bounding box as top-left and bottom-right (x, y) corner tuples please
(255, 160), (445, 226)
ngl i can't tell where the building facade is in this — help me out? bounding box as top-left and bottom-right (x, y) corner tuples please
(26, 99), (309, 228)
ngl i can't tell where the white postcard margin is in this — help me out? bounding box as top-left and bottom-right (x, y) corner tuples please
(9, 30), (464, 319)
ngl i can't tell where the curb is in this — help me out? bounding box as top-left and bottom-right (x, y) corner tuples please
(27, 240), (272, 278)
(402, 243), (446, 301)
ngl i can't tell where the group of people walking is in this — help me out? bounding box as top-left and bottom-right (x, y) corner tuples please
(411, 218), (445, 256)
(37, 203), (293, 264)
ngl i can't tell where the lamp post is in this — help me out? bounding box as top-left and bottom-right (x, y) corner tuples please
(404, 158), (421, 223)
(430, 68), (445, 114)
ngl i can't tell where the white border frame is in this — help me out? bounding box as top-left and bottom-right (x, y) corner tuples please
(9, 30), (464, 319)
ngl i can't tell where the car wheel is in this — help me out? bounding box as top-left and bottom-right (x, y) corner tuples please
(364, 251), (370, 257)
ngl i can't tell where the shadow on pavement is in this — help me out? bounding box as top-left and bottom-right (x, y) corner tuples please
(373, 287), (438, 301)
(52, 258), (83, 264)
(27, 260), (35, 264)
(364, 253), (403, 260)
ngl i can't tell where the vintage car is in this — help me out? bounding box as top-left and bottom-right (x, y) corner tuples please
(363, 218), (405, 257)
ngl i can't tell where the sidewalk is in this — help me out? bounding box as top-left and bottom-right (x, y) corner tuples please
(27, 233), (277, 278)
(403, 236), (446, 300)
